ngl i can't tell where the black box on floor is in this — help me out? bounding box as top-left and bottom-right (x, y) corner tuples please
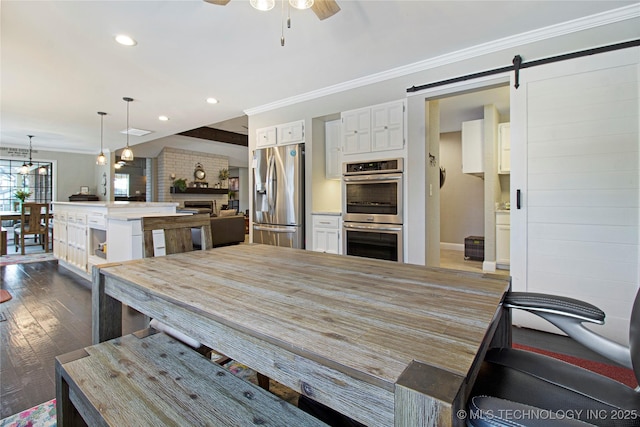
(464, 236), (484, 261)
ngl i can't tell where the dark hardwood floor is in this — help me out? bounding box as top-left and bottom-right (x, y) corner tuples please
(0, 259), (616, 419)
(0, 260), (146, 418)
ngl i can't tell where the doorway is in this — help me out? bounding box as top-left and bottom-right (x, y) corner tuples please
(425, 84), (510, 274)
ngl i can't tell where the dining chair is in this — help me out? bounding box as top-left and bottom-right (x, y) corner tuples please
(467, 289), (640, 426)
(14, 202), (49, 255)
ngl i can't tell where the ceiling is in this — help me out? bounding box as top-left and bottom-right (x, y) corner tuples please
(1, 1), (635, 163)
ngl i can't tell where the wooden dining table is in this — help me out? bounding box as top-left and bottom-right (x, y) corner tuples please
(92, 244), (511, 426)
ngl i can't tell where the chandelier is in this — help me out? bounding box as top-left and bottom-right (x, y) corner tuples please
(19, 135), (34, 175)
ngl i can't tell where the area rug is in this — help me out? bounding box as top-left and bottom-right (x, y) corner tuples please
(0, 253), (56, 267)
(0, 398), (56, 427)
(513, 343), (637, 388)
(0, 290), (11, 303)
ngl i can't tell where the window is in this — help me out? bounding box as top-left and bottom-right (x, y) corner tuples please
(0, 159), (53, 211)
(114, 173), (129, 197)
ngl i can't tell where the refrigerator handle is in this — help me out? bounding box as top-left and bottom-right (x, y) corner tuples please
(267, 154), (276, 211)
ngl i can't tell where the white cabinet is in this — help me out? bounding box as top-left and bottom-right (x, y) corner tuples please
(311, 214), (342, 255)
(256, 120), (305, 148)
(498, 122), (511, 174)
(277, 120), (305, 145)
(325, 119), (342, 180)
(342, 100), (405, 155)
(67, 213), (87, 271)
(256, 126), (277, 148)
(371, 101), (404, 152)
(53, 211), (67, 261)
(52, 202), (178, 279)
(342, 107), (371, 154)
(462, 119), (484, 174)
(496, 211), (510, 267)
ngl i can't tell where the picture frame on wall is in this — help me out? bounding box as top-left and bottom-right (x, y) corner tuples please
(229, 177), (239, 191)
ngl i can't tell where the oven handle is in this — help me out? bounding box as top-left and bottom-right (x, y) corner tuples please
(343, 223), (403, 232)
(343, 174), (402, 182)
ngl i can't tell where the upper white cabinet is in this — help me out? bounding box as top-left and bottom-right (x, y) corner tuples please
(461, 119), (484, 174)
(256, 126), (277, 148)
(371, 101), (404, 152)
(498, 122), (511, 174)
(277, 120), (305, 145)
(256, 120), (305, 148)
(325, 119), (342, 180)
(342, 100), (405, 155)
(342, 107), (371, 154)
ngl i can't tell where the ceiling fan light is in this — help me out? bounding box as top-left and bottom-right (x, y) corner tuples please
(289, 0), (313, 10)
(250, 0), (275, 11)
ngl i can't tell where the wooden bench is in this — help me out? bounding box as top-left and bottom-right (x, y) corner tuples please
(55, 329), (327, 426)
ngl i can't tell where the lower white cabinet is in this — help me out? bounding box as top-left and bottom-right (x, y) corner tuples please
(496, 211), (510, 267)
(311, 214), (342, 255)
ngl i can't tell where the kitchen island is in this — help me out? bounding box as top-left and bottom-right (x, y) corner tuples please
(52, 201), (178, 278)
(91, 244), (511, 426)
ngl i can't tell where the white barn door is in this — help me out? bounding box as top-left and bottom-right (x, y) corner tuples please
(511, 47), (639, 345)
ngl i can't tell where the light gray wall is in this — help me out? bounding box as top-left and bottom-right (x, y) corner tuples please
(11, 148), (99, 202)
(439, 132), (484, 245)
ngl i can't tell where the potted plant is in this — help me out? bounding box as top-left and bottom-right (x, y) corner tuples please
(172, 178), (188, 193)
(15, 189), (32, 204)
(218, 168), (229, 189)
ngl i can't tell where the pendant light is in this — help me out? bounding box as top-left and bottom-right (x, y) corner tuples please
(19, 135), (34, 174)
(38, 164), (47, 175)
(120, 97), (134, 162)
(96, 111), (107, 165)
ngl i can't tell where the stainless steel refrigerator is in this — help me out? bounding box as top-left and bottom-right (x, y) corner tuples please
(253, 143), (305, 248)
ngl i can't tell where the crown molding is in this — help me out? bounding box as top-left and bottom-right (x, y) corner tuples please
(244, 4), (639, 116)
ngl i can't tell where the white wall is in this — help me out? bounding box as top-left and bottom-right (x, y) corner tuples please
(439, 132), (484, 246)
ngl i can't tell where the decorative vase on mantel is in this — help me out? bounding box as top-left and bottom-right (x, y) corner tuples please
(218, 169), (229, 189)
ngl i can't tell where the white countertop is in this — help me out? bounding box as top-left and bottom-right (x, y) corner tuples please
(311, 211), (342, 216)
(107, 212), (190, 221)
(52, 201), (178, 208)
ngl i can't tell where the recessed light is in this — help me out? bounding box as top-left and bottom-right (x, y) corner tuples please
(158, 115), (169, 121)
(115, 34), (137, 46)
(206, 98), (219, 104)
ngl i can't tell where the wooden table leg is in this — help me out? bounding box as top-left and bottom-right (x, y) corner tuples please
(92, 266), (122, 344)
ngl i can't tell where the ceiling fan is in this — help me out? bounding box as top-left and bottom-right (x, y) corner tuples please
(204, 0), (341, 20)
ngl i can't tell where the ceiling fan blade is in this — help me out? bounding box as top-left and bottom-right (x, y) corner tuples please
(311, 0), (340, 20)
(203, 0), (231, 5)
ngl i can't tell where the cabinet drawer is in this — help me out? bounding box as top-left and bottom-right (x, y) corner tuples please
(496, 212), (510, 225)
(312, 215), (340, 229)
(87, 212), (106, 229)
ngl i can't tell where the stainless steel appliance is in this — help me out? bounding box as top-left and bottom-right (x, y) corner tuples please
(342, 158), (403, 224)
(343, 222), (403, 262)
(342, 158), (404, 262)
(253, 144), (305, 248)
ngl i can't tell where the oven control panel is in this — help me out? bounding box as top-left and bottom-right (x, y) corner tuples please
(343, 158), (404, 175)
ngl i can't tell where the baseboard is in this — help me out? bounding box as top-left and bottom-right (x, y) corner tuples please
(483, 261), (496, 272)
(440, 242), (464, 251)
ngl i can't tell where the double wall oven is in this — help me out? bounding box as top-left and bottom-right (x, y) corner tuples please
(342, 158), (403, 262)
